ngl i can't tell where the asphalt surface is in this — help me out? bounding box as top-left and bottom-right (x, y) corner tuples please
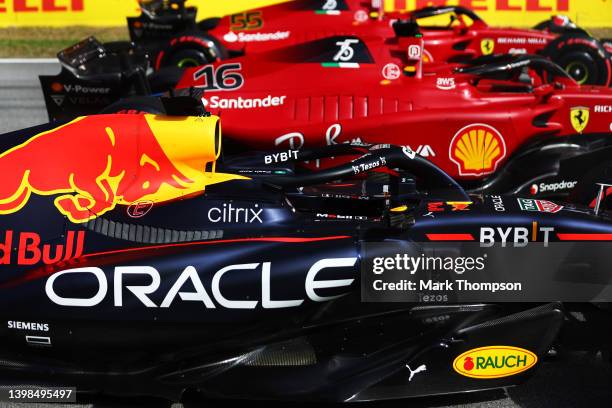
(1, 61), (612, 408)
(0, 60), (58, 133)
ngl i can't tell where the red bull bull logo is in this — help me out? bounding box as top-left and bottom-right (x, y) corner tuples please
(0, 114), (242, 223)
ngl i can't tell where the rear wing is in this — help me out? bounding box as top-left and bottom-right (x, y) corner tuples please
(39, 37), (151, 122)
(56, 37), (149, 79)
(128, 0), (197, 43)
(139, 0), (188, 18)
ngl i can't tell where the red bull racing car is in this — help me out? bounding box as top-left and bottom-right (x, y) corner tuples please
(1, 109), (612, 401)
(127, 0), (612, 85)
(40, 34), (612, 204)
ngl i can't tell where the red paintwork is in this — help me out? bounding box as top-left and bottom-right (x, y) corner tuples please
(206, 0), (608, 82)
(207, 0), (391, 54)
(174, 35), (612, 182)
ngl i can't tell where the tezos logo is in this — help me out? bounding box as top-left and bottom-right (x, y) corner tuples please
(453, 346), (537, 379)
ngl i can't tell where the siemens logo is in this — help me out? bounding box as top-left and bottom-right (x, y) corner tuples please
(8, 321), (49, 332)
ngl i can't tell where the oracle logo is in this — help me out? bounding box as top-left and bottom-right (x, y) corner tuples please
(0, 0), (84, 13)
(45, 258), (358, 309)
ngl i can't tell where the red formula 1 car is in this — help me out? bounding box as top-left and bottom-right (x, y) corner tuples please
(98, 33), (612, 203)
(128, 0), (611, 86)
(407, 6), (612, 86)
(128, 0), (390, 69)
(40, 33), (612, 203)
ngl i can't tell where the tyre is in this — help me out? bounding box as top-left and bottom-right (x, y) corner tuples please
(157, 34), (227, 70)
(99, 96), (166, 115)
(555, 45), (610, 86)
(164, 47), (210, 68)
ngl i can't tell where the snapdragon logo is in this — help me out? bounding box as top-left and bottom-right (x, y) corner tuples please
(530, 180), (577, 195)
(372, 254), (486, 275)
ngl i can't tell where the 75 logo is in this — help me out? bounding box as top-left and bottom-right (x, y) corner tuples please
(193, 63), (244, 91)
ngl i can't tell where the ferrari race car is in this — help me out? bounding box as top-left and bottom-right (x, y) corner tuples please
(127, 0), (389, 69)
(1, 110), (612, 401)
(40, 34), (612, 203)
(407, 6), (612, 86)
(127, 0), (612, 85)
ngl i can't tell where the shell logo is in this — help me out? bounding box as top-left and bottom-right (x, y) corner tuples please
(51, 82), (64, 92)
(449, 124), (506, 176)
(453, 346), (537, 379)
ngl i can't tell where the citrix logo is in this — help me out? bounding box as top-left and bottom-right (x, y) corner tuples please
(207, 203), (263, 223)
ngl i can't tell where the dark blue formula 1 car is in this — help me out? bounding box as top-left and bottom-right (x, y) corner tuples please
(0, 110), (612, 401)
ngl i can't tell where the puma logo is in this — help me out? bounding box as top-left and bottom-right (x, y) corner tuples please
(406, 364), (427, 382)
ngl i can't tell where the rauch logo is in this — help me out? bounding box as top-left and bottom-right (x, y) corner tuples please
(452, 346), (537, 379)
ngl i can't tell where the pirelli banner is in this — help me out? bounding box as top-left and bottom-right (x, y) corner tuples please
(0, 0), (609, 27)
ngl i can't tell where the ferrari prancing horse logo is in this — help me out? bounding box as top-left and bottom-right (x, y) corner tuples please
(480, 38), (495, 55)
(570, 106), (590, 133)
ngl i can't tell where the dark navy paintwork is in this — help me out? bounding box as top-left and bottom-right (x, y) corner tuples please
(0, 131), (611, 401)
